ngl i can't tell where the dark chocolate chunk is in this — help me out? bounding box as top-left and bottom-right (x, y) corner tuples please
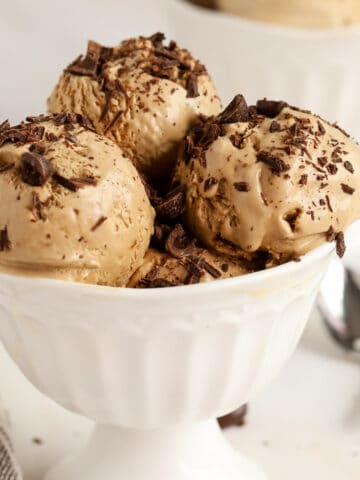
(20, 151), (53, 186)
(165, 224), (196, 259)
(233, 181), (250, 192)
(199, 258), (221, 278)
(53, 174), (97, 192)
(149, 32), (166, 47)
(151, 223), (172, 249)
(155, 186), (185, 221)
(317, 156), (327, 167)
(284, 208), (302, 232)
(257, 151), (290, 176)
(344, 161), (354, 174)
(256, 99), (287, 118)
(217, 95), (249, 124)
(335, 231), (346, 258)
(341, 183), (355, 195)
(0, 226), (10, 251)
(29, 143), (46, 155)
(326, 163), (338, 175)
(186, 74), (200, 98)
(230, 133), (245, 148)
(218, 405), (247, 429)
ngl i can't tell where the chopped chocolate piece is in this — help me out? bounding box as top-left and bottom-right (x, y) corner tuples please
(64, 134), (78, 144)
(53, 174), (97, 192)
(46, 132), (58, 142)
(91, 216), (108, 231)
(155, 186), (185, 221)
(256, 99), (287, 118)
(341, 183), (355, 195)
(326, 163), (338, 175)
(186, 74), (200, 98)
(335, 231), (346, 258)
(233, 181), (250, 192)
(218, 405), (247, 429)
(20, 152), (53, 186)
(29, 143), (46, 155)
(344, 161), (354, 174)
(269, 120), (281, 133)
(204, 177), (218, 191)
(66, 40), (102, 77)
(257, 151), (290, 176)
(319, 199), (326, 206)
(217, 95), (248, 124)
(0, 226), (10, 251)
(149, 32), (166, 47)
(199, 258), (221, 278)
(230, 133), (245, 148)
(221, 263), (229, 272)
(151, 223), (172, 249)
(165, 224), (196, 258)
(317, 120), (326, 135)
(0, 162), (14, 173)
(183, 257), (203, 284)
(317, 156), (327, 167)
(298, 174), (308, 186)
(0, 119), (10, 132)
(140, 278), (180, 288)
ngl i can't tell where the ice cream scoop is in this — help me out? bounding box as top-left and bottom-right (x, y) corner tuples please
(48, 33), (221, 181)
(175, 96), (360, 263)
(128, 243), (249, 288)
(216, 0), (360, 28)
(0, 114), (154, 286)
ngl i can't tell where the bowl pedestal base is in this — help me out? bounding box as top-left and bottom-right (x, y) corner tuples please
(45, 420), (266, 480)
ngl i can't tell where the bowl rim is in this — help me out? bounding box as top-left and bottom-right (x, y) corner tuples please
(0, 242), (335, 299)
(171, 0), (360, 40)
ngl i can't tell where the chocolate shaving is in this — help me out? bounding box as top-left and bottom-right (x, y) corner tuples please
(217, 95), (248, 124)
(230, 133), (245, 148)
(91, 216), (108, 231)
(341, 183), (355, 195)
(204, 177), (218, 191)
(257, 151), (290, 176)
(317, 156), (327, 167)
(139, 278), (180, 288)
(165, 224), (196, 259)
(198, 258), (221, 278)
(269, 120), (281, 133)
(0, 227), (10, 251)
(30, 192), (43, 221)
(0, 119), (10, 132)
(186, 74), (200, 98)
(20, 152), (53, 186)
(298, 174), (308, 186)
(325, 194), (333, 212)
(233, 181), (250, 192)
(344, 161), (354, 174)
(65, 134), (78, 144)
(66, 40), (102, 77)
(0, 162), (14, 173)
(53, 174), (97, 192)
(149, 32), (166, 47)
(317, 120), (326, 135)
(335, 231), (346, 258)
(256, 99), (287, 118)
(29, 143), (46, 155)
(103, 110), (123, 134)
(155, 186), (185, 221)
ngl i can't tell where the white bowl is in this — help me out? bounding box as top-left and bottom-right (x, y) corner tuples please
(169, 1), (360, 140)
(0, 242), (334, 480)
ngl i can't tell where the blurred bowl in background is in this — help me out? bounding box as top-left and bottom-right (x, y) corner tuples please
(169, 0), (360, 140)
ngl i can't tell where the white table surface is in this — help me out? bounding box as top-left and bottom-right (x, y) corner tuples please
(1, 308), (360, 480)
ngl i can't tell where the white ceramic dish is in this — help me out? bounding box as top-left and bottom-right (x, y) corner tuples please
(169, 1), (360, 140)
(0, 242), (334, 480)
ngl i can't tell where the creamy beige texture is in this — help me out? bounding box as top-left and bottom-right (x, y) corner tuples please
(48, 36), (221, 180)
(176, 102), (360, 261)
(217, 0), (360, 28)
(128, 247), (248, 287)
(0, 117), (154, 286)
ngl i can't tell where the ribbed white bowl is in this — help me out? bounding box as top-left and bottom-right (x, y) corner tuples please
(0, 243), (333, 430)
(169, 1), (360, 140)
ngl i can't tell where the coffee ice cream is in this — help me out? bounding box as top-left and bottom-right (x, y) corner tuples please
(48, 33), (221, 180)
(175, 96), (360, 262)
(0, 114), (154, 286)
